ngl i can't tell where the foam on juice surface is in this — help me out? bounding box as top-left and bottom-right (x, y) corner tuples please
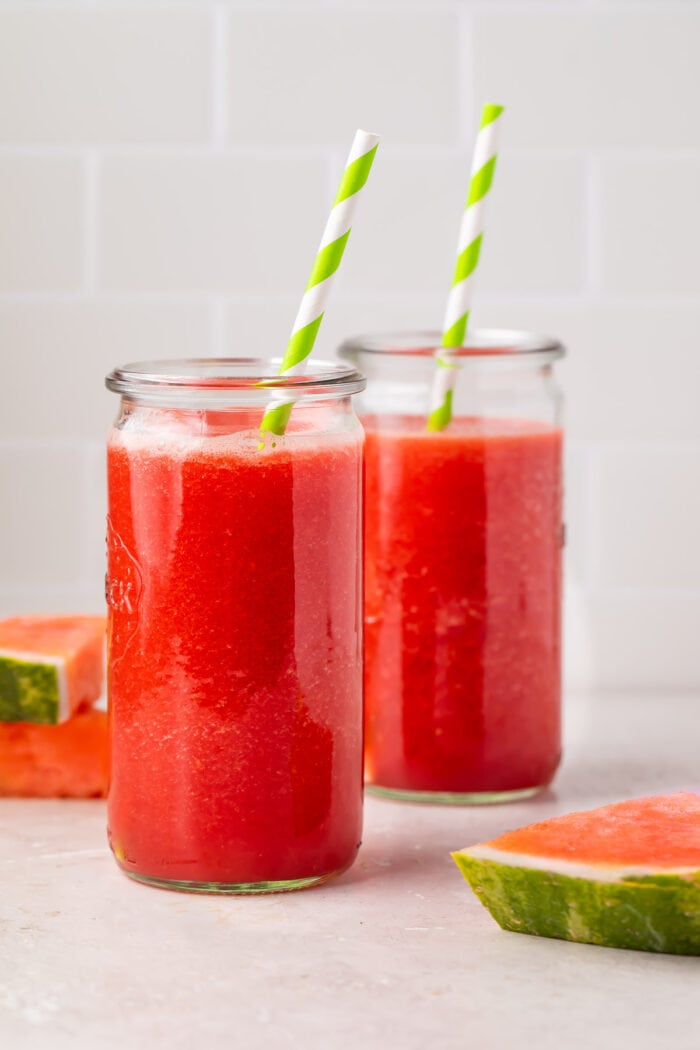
(111, 409), (362, 461)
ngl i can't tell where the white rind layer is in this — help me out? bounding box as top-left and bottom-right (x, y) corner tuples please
(0, 647), (69, 722)
(463, 844), (700, 883)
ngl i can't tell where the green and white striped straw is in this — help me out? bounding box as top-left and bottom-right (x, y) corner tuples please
(260, 128), (379, 437)
(427, 103), (504, 432)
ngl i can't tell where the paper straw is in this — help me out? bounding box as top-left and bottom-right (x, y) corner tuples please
(427, 104), (504, 432)
(260, 129), (380, 436)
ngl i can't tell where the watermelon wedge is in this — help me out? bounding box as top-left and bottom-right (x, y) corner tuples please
(0, 616), (105, 724)
(0, 706), (109, 798)
(452, 793), (700, 955)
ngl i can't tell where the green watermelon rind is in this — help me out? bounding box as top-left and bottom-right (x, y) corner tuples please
(453, 851), (700, 956)
(0, 654), (63, 725)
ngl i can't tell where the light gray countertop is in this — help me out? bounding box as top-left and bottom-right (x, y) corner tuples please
(1, 693), (698, 1050)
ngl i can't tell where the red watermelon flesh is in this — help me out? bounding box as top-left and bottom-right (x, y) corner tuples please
(481, 792), (700, 870)
(0, 707), (109, 798)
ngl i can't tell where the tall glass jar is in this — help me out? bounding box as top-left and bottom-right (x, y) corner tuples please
(105, 359), (365, 892)
(339, 330), (565, 804)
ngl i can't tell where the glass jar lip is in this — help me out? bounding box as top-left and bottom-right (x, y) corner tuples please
(105, 357), (366, 399)
(338, 328), (565, 361)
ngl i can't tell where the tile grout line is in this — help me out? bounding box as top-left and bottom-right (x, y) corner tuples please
(1, 145), (699, 160)
(0, 144), (335, 158)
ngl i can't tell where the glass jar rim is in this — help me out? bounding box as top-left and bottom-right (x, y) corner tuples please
(106, 357), (366, 401)
(338, 328), (565, 361)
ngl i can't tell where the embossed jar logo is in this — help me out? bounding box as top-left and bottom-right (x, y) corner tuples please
(106, 517), (143, 662)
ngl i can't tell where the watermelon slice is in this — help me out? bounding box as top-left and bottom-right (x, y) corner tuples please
(0, 706), (109, 798)
(0, 616), (105, 725)
(452, 793), (700, 955)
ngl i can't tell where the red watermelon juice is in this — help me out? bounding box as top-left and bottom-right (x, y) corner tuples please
(363, 415), (563, 800)
(105, 361), (364, 892)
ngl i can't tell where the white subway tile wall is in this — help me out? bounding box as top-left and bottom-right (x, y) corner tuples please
(225, 13), (461, 145)
(600, 157), (700, 295)
(0, 1), (698, 691)
(471, 10), (700, 149)
(100, 154), (328, 291)
(0, 156), (84, 290)
(0, 10), (212, 143)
